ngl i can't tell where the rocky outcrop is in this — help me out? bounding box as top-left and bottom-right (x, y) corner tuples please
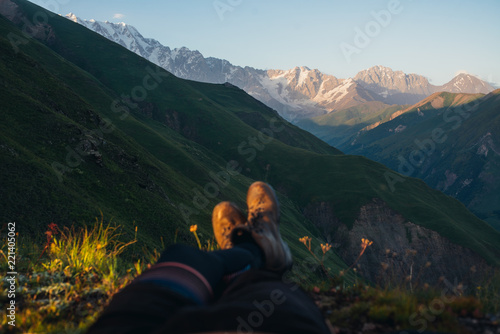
(304, 199), (490, 286)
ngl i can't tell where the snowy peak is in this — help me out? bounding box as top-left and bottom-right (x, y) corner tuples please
(314, 78), (355, 104)
(67, 14), (496, 121)
(354, 65), (432, 98)
(66, 12), (78, 23)
(441, 73), (495, 94)
(65, 14), (150, 56)
(63, 13), (228, 83)
(315, 78), (386, 111)
(354, 65), (493, 105)
(267, 66), (341, 101)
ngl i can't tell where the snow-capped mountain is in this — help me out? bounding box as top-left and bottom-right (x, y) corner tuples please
(354, 65), (495, 105)
(440, 73), (495, 94)
(66, 14), (496, 121)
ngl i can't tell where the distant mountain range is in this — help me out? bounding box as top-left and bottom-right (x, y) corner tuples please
(66, 14), (496, 121)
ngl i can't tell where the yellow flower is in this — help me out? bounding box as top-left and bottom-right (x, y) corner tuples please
(321, 243), (332, 254)
(357, 238), (374, 258)
(299, 236), (312, 250)
(189, 225), (201, 249)
(361, 238), (373, 247)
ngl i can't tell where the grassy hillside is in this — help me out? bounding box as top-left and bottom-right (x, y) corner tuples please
(297, 102), (405, 148)
(344, 91), (500, 230)
(1, 0), (500, 276)
(342, 92), (484, 152)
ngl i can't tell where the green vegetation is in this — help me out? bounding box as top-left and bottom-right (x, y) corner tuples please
(297, 102), (405, 148)
(2, 220), (498, 333)
(312, 283), (493, 333)
(0, 219), (138, 333)
(345, 90), (500, 230)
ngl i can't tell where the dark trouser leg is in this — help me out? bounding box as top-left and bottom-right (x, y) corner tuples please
(157, 270), (330, 334)
(87, 243), (262, 334)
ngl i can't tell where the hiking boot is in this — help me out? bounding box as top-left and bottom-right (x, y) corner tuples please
(233, 181), (293, 273)
(212, 201), (246, 250)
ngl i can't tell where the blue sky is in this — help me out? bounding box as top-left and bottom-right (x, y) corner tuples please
(30, 0), (500, 86)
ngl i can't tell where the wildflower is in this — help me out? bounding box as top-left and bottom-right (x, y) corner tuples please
(298, 236), (331, 279)
(361, 238), (373, 248)
(45, 223), (59, 244)
(299, 236), (312, 250)
(48, 222), (58, 233)
(299, 236), (311, 245)
(320, 243), (332, 254)
(346, 238), (374, 272)
(360, 238), (373, 255)
(189, 225), (201, 249)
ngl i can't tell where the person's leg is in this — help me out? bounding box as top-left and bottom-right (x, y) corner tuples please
(154, 182), (328, 334)
(86, 243), (263, 334)
(156, 269), (330, 334)
(87, 201), (260, 333)
(88, 181), (328, 333)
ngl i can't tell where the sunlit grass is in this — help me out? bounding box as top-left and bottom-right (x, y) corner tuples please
(1, 220), (498, 333)
(44, 215), (136, 278)
(0, 218), (146, 333)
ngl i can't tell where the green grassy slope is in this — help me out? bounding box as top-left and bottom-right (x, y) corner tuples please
(1, 0), (500, 272)
(344, 91), (500, 230)
(297, 102), (405, 148)
(342, 92), (484, 152)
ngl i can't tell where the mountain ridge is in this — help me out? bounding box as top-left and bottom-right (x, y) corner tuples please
(65, 14), (496, 121)
(344, 90), (500, 230)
